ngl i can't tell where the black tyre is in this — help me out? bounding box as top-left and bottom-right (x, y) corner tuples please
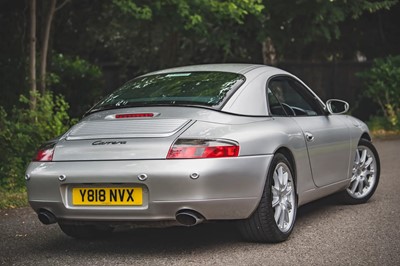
(238, 153), (297, 243)
(339, 139), (380, 204)
(58, 222), (113, 239)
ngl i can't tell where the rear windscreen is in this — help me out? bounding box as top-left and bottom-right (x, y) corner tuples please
(93, 72), (245, 110)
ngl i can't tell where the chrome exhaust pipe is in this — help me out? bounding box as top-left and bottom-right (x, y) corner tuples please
(175, 210), (204, 226)
(38, 210), (57, 225)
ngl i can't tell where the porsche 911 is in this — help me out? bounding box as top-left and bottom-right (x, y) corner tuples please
(25, 64), (380, 243)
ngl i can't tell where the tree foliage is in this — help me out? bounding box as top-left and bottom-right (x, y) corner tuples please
(1, 1), (398, 114)
(49, 53), (103, 117)
(0, 0), (398, 114)
(71, 0), (265, 74)
(0, 0), (399, 191)
(263, 0), (398, 61)
(358, 55), (400, 126)
(0, 92), (76, 190)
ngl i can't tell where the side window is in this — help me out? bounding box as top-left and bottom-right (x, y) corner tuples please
(267, 77), (324, 116)
(267, 89), (287, 116)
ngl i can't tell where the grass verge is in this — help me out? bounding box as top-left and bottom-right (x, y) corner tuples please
(0, 188), (28, 209)
(370, 129), (400, 139)
(368, 116), (400, 139)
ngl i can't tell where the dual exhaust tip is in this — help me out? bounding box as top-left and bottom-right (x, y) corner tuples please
(38, 209), (205, 227)
(175, 210), (204, 226)
(38, 209), (57, 225)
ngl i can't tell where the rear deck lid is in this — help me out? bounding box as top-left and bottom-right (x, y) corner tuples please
(66, 118), (190, 140)
(53, 117), (192, 161)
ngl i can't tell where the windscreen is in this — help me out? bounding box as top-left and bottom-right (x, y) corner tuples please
(91, 72), (245, 111)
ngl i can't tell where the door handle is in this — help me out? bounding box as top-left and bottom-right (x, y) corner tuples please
(305, 132), (314, 142)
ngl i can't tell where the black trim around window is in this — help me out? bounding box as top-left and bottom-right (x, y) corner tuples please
(266, 75), (326, 117)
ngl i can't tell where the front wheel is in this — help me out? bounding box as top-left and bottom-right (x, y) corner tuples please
(340, 139), (380, 204)
(238, 153), (297, 243)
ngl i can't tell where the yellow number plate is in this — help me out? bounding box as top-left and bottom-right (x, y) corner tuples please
(72, 187), (143, 206)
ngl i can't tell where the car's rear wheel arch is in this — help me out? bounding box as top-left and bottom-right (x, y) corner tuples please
(258, 146), (297, 202)
(238, 149), (298, 242)
(275, 147), (297, 187)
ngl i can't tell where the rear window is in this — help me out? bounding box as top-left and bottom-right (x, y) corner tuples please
(92, 72), (245, 111)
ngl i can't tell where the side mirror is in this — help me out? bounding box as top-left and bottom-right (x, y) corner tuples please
(326, 99), (349, 114)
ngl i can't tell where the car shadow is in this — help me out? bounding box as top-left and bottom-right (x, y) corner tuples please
(296, 193), (341, 219)
(38, 194), (345, 255)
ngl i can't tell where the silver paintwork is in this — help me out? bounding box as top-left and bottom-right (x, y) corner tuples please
(66, 118), (190, 140)
(27, 157), (271, 220)
(25, 64), (375, 226)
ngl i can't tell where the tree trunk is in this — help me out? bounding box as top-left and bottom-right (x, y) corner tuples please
(262, 37), (277, 66)
(39, 0), (57, 94)
(159, 31), (179, 68)
(29, 0), (37, 110)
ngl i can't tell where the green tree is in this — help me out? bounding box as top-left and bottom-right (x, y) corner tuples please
(262, 0), (398, 62)
(0, 92), (76, 190)
(358, 55), (400, 127)
(1, 0), (400, 117)
(28, 0), (70, 110)
(49, 53), (103, 117)
(105, 0), (265, 69)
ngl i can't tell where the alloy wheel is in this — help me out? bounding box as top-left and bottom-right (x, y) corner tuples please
(347, 145), (377, 199)
(271, 162), (296, 232)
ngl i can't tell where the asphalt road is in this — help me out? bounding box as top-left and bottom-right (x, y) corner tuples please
(1, 139), (399, 266)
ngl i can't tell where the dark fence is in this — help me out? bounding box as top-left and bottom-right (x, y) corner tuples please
(101, 61), (375, 120)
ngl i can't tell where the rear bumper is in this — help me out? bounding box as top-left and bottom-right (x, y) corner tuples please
(26, 155), (272, 222)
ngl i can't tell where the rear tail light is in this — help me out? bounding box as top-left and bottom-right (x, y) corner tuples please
(33, 142), (56, 162)
(167, 139), (239, 159)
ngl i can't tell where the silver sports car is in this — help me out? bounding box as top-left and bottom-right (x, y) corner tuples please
(26, 64), (380, 243)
